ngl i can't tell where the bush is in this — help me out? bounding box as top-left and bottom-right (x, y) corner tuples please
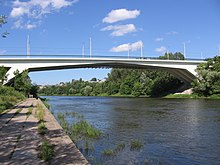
(0, 86), (25, 113)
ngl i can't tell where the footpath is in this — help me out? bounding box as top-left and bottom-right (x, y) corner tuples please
(0, 98), (89, 165)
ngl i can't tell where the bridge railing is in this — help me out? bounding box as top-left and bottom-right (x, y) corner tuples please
(0, 54), (205, 61)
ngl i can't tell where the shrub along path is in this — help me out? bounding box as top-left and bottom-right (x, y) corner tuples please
(0, 98), (89, 165)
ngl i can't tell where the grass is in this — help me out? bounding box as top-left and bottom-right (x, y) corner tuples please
(130, 140), (143, 151)
(38, 122), (47, 135)
(42, 100), (50, 109)
(16, 134), (21, 141)
(102, 143), (125, 157)
(35, 104), (45, 122)
(165, 93), (220, 99)
(71, 120), (101, 139)
(165, 94), (200, 98)
(56, 112), (102, 151)
(0, 86), (25, 114)
(114, 143), (125, 153)
(15, 108), (22, 115)
(57, 112), (70, 133)
(26, 107), (33, 119)
(39, 140), (54, 161)
(102, 149), (115, 156)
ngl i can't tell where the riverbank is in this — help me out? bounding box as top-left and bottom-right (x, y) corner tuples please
(40, 93), (220, 99)
(165, 93), (220, 99)
(0, 98), (89, 164)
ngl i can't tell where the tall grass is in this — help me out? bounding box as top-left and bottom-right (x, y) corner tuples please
(35, 104), (45, 122)
(39, 140), (54, 161)
(56, 112), (101, 151)
(0, 86), (25, 114)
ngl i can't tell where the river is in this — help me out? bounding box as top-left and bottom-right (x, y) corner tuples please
(43, 96), (220, 165)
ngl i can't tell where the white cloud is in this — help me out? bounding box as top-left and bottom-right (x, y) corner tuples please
(13, 19), (38, 29)
(155, 46), (167, 53)
(110, 43), (130, 52)
(101, 24), (136, 36)
(10, 7), (29, 17)
(110, 41), (143, 52)
(103, 9), (140, 23)
(155, 37), (164, 42)
(10, 0), (78, 29)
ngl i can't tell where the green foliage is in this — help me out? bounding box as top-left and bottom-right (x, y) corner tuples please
(35, 104), (45, 122)
(56, 112), (101, 151)
(102, 143), (125, 157)
(39, 70), (182, 97)
(15, 108), (22, 115)
(39, 140), (54, 161)
(13, 70), (32, 97)
(0, 66), (7, 84)
(72, 120), (101, 139)
(130, 139), (143, 151)
(57, 112), (70, 133)
(114, 143), (125, 153)
(26, 107), (33, 119)
(0, 86), (25, 113)
(159, 52), (185, 60)
(192, 56), (220, 96)
(38, 121), (47, 135)
(102, 149), (115, 156)
(0, 15), (9, 38)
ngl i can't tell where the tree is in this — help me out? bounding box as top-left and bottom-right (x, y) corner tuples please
(0, 66), (7, 85)
(192, 56), (220, 96)
(83, 86), (93, 96)
(13, 70), (32, 96)
(30, 84), (39, 98)
(90, 77), (97, 82)
(0, 15), (9, 38)
(159, 52), (184, 60)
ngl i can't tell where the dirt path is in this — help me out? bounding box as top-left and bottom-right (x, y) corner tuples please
(0, 98), (89, 165)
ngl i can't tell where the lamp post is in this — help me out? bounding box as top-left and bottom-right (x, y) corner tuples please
(183, 42), (186, 59)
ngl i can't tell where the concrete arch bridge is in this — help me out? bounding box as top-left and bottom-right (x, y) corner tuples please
(0, 56), (204, 84)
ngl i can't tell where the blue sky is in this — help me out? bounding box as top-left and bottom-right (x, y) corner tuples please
(0, 0), (220, 85)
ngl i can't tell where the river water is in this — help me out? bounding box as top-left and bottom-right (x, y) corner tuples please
(44, 96), (220, 165)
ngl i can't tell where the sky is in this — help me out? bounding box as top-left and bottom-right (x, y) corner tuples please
(0, 0), (220, 85)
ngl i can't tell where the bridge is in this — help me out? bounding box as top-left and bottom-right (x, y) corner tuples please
(0, 55), (204, 84)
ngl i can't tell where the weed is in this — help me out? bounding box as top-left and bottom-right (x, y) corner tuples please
(130, 139), (143, 151)
(16, 134), (21, 141)
(26, 107), (33, 119)
(38, 122), (47, 135)
(39, 140), (54, 161)
(71, 120), (101, 139)
(15, 108), (22, 115)
(114, 143), (125, 153)
(102, 149), (115, 156)
(57, 112), (69, 133)
(35, 104), (45, 122)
